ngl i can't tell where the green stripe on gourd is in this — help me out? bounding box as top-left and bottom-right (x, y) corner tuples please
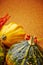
(0, 43), (5, 65)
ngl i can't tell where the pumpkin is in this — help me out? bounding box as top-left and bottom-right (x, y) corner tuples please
(0, 42), (5, 65)
(0, 22), (25, 47)
(6, 36), (43, 65)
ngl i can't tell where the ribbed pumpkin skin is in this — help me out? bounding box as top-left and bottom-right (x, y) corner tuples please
(6, 40), (43, 65)
(0, 43), (5, 65)
(0, 22), (25, 47)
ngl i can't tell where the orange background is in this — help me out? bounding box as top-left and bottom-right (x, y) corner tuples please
(0, 0), (43, 48)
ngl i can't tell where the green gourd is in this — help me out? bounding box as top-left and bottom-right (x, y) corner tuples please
(6, 37), (43, 65)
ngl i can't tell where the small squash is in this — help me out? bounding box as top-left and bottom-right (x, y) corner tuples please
(0, 22), (25, 47)
(0, 42), (5, 65)
(6, 36), (43, 65)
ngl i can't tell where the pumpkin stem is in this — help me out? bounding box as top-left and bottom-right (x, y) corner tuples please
(2, 35), (6, 40)
(28, 36), (35, 45)
(31, 36), (35, 45)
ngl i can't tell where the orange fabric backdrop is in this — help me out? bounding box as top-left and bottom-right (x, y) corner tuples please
(0, 0), (43, 48)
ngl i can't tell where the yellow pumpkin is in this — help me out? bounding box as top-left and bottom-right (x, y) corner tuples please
(0, 22), (26, 47)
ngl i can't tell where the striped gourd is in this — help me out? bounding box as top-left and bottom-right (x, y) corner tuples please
(6, 37), (43, 65)
(0, 22), (25, 47)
